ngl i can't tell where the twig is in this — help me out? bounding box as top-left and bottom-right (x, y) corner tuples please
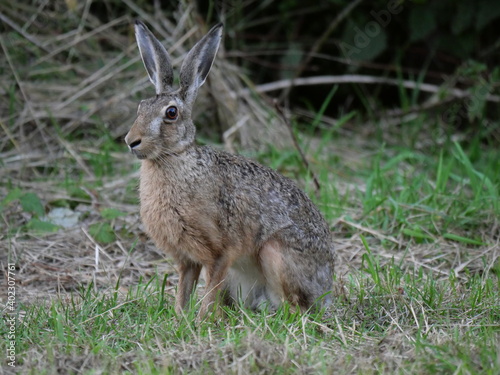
(54, 52), (138, 111)
(453, 243), (498, 277)
(338, 217), (403, 246)
(33, 16), (128, 66)
(274, 101), (321, 194)
(239, 75), (500, 103)
(0, 12), (50, 53)
(0, 34), (53, 157)
(0, 118), (20, 152)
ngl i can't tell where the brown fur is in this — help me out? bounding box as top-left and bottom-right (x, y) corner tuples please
(125, 21), (336, 317)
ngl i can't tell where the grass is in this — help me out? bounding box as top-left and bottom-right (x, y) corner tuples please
(3, 240), (499, 374)
(1, 117), (499, 373)
(1, 1), (500, 374)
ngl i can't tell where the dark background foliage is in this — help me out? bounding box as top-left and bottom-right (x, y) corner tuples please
(195, 0), (500, 140)
(3, 0), (499, 143)
(0, 0), (499, 168)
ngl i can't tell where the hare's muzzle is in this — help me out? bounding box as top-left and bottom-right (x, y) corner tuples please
(127, 138), (141, 150)
(124, 131), (145, 159)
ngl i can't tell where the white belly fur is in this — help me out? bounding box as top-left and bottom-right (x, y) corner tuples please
(201, 255), (281, 310)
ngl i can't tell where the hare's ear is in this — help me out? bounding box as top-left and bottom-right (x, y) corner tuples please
(134, 20), (174, 95)
(179, 23), (223, 104)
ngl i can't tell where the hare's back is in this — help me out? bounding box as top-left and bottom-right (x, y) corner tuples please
(201, 146), (332, 246)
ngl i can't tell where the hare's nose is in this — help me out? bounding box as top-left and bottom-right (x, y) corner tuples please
(128, 139), (142, 150)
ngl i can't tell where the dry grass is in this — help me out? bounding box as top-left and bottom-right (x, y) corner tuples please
(0, 0), (289, 161)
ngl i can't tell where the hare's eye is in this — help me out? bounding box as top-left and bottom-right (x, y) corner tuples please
(165, 106), (178, 120)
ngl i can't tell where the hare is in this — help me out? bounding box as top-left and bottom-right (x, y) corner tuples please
(125, 20), (336, 317)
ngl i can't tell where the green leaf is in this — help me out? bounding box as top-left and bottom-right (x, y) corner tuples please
(67, 186), (91, 201)
(100, 208), (127, 220)
(1, 188), (23, 207)
(20, 193), (45, 217)
(476, 0), (500, 30)
(438, 34), (475, 60)
(452, 2), (475, 35)
(457, 60), (487, 78)
(341, 19), (387, 61)
(89, 222), (116, 243)
(27, 218), (60, 233)
(443, 233), (485, 246)
(402, 228), (435, 241)
(409, 6), (437, 42)
(468, 79), (492, 121)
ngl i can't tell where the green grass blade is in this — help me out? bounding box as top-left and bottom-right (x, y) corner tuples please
(442, 233), (485, 246)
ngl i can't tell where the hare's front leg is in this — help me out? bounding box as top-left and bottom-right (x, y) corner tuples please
(175, 261), (202, 315)
(198, 259), (230, 317)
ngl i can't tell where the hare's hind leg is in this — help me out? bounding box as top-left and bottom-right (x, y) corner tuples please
(258, 240), (287, 309)
(259, 240), (332, 312)
(175, 260), (202, 315)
